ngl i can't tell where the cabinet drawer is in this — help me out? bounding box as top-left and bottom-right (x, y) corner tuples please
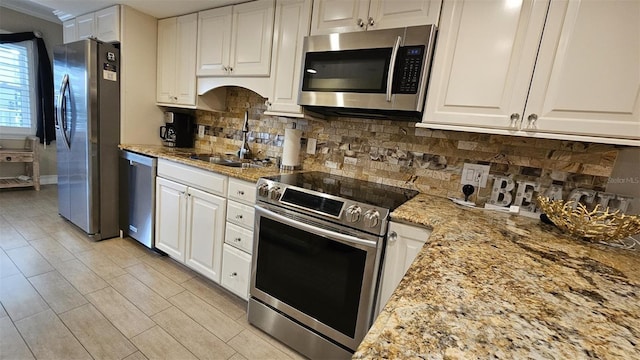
(226, 200), (254, 229)
(227, 178), (256, 205)
(158, 159), (227, 196)
(221, 244), (251, 300)
(224, 222), (253, 254)
(0, 152), (33, 162)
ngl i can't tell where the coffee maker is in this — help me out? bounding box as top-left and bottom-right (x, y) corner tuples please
(160, 112), (194, 148)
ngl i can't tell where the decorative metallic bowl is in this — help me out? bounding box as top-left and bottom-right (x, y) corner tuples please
(536, 195), (640, 246)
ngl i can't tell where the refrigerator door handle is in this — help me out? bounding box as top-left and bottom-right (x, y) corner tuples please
(57, 74), (71, 149)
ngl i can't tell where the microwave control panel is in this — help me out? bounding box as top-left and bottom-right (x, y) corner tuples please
(393, 46), (426, 94)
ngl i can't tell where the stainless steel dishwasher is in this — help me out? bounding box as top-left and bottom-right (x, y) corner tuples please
(119, 150), (157, 248)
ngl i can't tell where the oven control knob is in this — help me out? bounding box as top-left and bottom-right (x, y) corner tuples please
(269, 187), (282, 200)
(258, 183), (270, 198)
(363, 210), (380, 228)
(345, 205), (362, 222)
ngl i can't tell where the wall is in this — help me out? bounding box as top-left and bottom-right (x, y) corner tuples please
(194, 87), (634, 214)
(0, 6), (62, 180)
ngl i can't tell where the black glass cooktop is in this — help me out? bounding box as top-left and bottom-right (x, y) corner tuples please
(263, 171), (419, 211)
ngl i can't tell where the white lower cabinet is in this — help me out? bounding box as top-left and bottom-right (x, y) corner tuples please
(155, 159), (227, 284)
(155, 177), (188, 261)
(377, 221), (431, 315)
(221, 244), (252, 299)
(221, 178), (256, 300)
(185, 187), (226, 283)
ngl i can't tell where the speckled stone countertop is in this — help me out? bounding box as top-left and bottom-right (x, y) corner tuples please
(119, 144), (284, 182)
(355, 194), (639, 359)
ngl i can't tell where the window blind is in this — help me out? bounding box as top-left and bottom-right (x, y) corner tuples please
(0, 41), (34, 133)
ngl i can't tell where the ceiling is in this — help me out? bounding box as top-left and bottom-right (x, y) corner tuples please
(2, 0), (251, 23)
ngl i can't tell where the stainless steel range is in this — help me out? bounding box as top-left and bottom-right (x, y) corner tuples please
(249, 172), (418, 359)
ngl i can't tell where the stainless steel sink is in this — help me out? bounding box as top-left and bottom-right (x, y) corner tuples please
(188, 154), (263, 168)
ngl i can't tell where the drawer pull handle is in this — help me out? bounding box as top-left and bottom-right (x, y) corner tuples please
(237, 190), (244, 196)
(230, 272), (237, 277)
(5, 156), (11, 161)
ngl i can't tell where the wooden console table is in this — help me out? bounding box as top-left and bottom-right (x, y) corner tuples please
(0, 137), (40, 191)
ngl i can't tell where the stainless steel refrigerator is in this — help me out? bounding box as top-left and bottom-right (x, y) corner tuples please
(54, 39), (120, 240)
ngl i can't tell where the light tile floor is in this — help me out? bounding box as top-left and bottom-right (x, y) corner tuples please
(0, 186), (306, 360)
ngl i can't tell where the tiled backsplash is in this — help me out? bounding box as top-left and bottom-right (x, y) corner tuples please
(195, 87), (622, 209)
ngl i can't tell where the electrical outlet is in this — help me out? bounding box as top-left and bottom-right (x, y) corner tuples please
(461, 163), (491, 188)
(306, 138), (317, 154)
(197, 125), (205, 138)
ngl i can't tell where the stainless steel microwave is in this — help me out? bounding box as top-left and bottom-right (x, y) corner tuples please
(298, 25), (437, 120)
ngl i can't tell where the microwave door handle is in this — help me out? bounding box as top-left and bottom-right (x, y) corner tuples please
(386, 36), (402, 102)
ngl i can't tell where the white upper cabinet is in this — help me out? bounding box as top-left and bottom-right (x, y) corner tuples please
(522, 0), (640, 141)
(62, 20), (77, 44)
(310, 0), (441, 35)
(95, 6), (120, 43)
(157, 13), (198, 106)
(265, 0), (312, 117)
(197, 0), (275, 77)
(63, 5), (120, 44)
(76, 13), (96, 40)
(423, 0), (547, 132)
(197, 7), (232, 76)
(422, 0), (640, 145)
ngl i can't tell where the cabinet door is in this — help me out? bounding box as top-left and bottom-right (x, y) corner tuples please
(155, 177), (187, 262)
(221, 243), (252, 300)
(422, 0), (549, 131)
(377, 222), (431, 314)
(266, 0), (312, 117)
(310, 0), (370, 35)
(230, 0), (275, 76)
(76, 13), (96, 40)
(157, 17), (177, 103)
(63, 19), (77, 44)
(175, 13), (198, 106)
(523, 0), (640, 140)
(197, 7), (232, 76)
(367, 0), (441, 30)
(95, 6), (120, 43)
(185, 187), (226, 283)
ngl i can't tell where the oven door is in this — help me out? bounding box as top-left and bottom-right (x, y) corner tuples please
(250, 204), (383, 351)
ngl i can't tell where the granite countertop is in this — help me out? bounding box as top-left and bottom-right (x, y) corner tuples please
(355, 194), (639, 359)
(119, 144), (284, 182)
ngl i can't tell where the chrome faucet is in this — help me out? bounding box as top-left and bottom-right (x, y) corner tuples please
(239, 111), (251, 160)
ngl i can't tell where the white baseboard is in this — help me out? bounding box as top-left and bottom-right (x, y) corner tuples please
(40, 175), (57, 185)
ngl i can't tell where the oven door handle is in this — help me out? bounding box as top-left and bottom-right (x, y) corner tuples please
(256, 206), (378, 249)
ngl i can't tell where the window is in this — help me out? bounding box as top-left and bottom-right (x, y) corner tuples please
(0, 40), (36, 137)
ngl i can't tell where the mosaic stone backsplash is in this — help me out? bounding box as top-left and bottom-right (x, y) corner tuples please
(193, 87), (623, 211)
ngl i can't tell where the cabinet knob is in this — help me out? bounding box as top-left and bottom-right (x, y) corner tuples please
(388, 231), (397, 243)
(237, 190), (244, 196)
(357, 18), (365, 27)
(230, 272), (237, 277)
(527, 113), (538, 127)
(368, 17), (375, 26)
(223, 66), (228, 72)
(510, 113), (522, 129)
(236, 214), (243, 220)
(228, 67), (233, 73)
(5, 156), (11, 161)
(234, 237), (242, 243)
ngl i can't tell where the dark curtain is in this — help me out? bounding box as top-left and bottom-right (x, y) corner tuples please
(0, 32), (55, 144)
